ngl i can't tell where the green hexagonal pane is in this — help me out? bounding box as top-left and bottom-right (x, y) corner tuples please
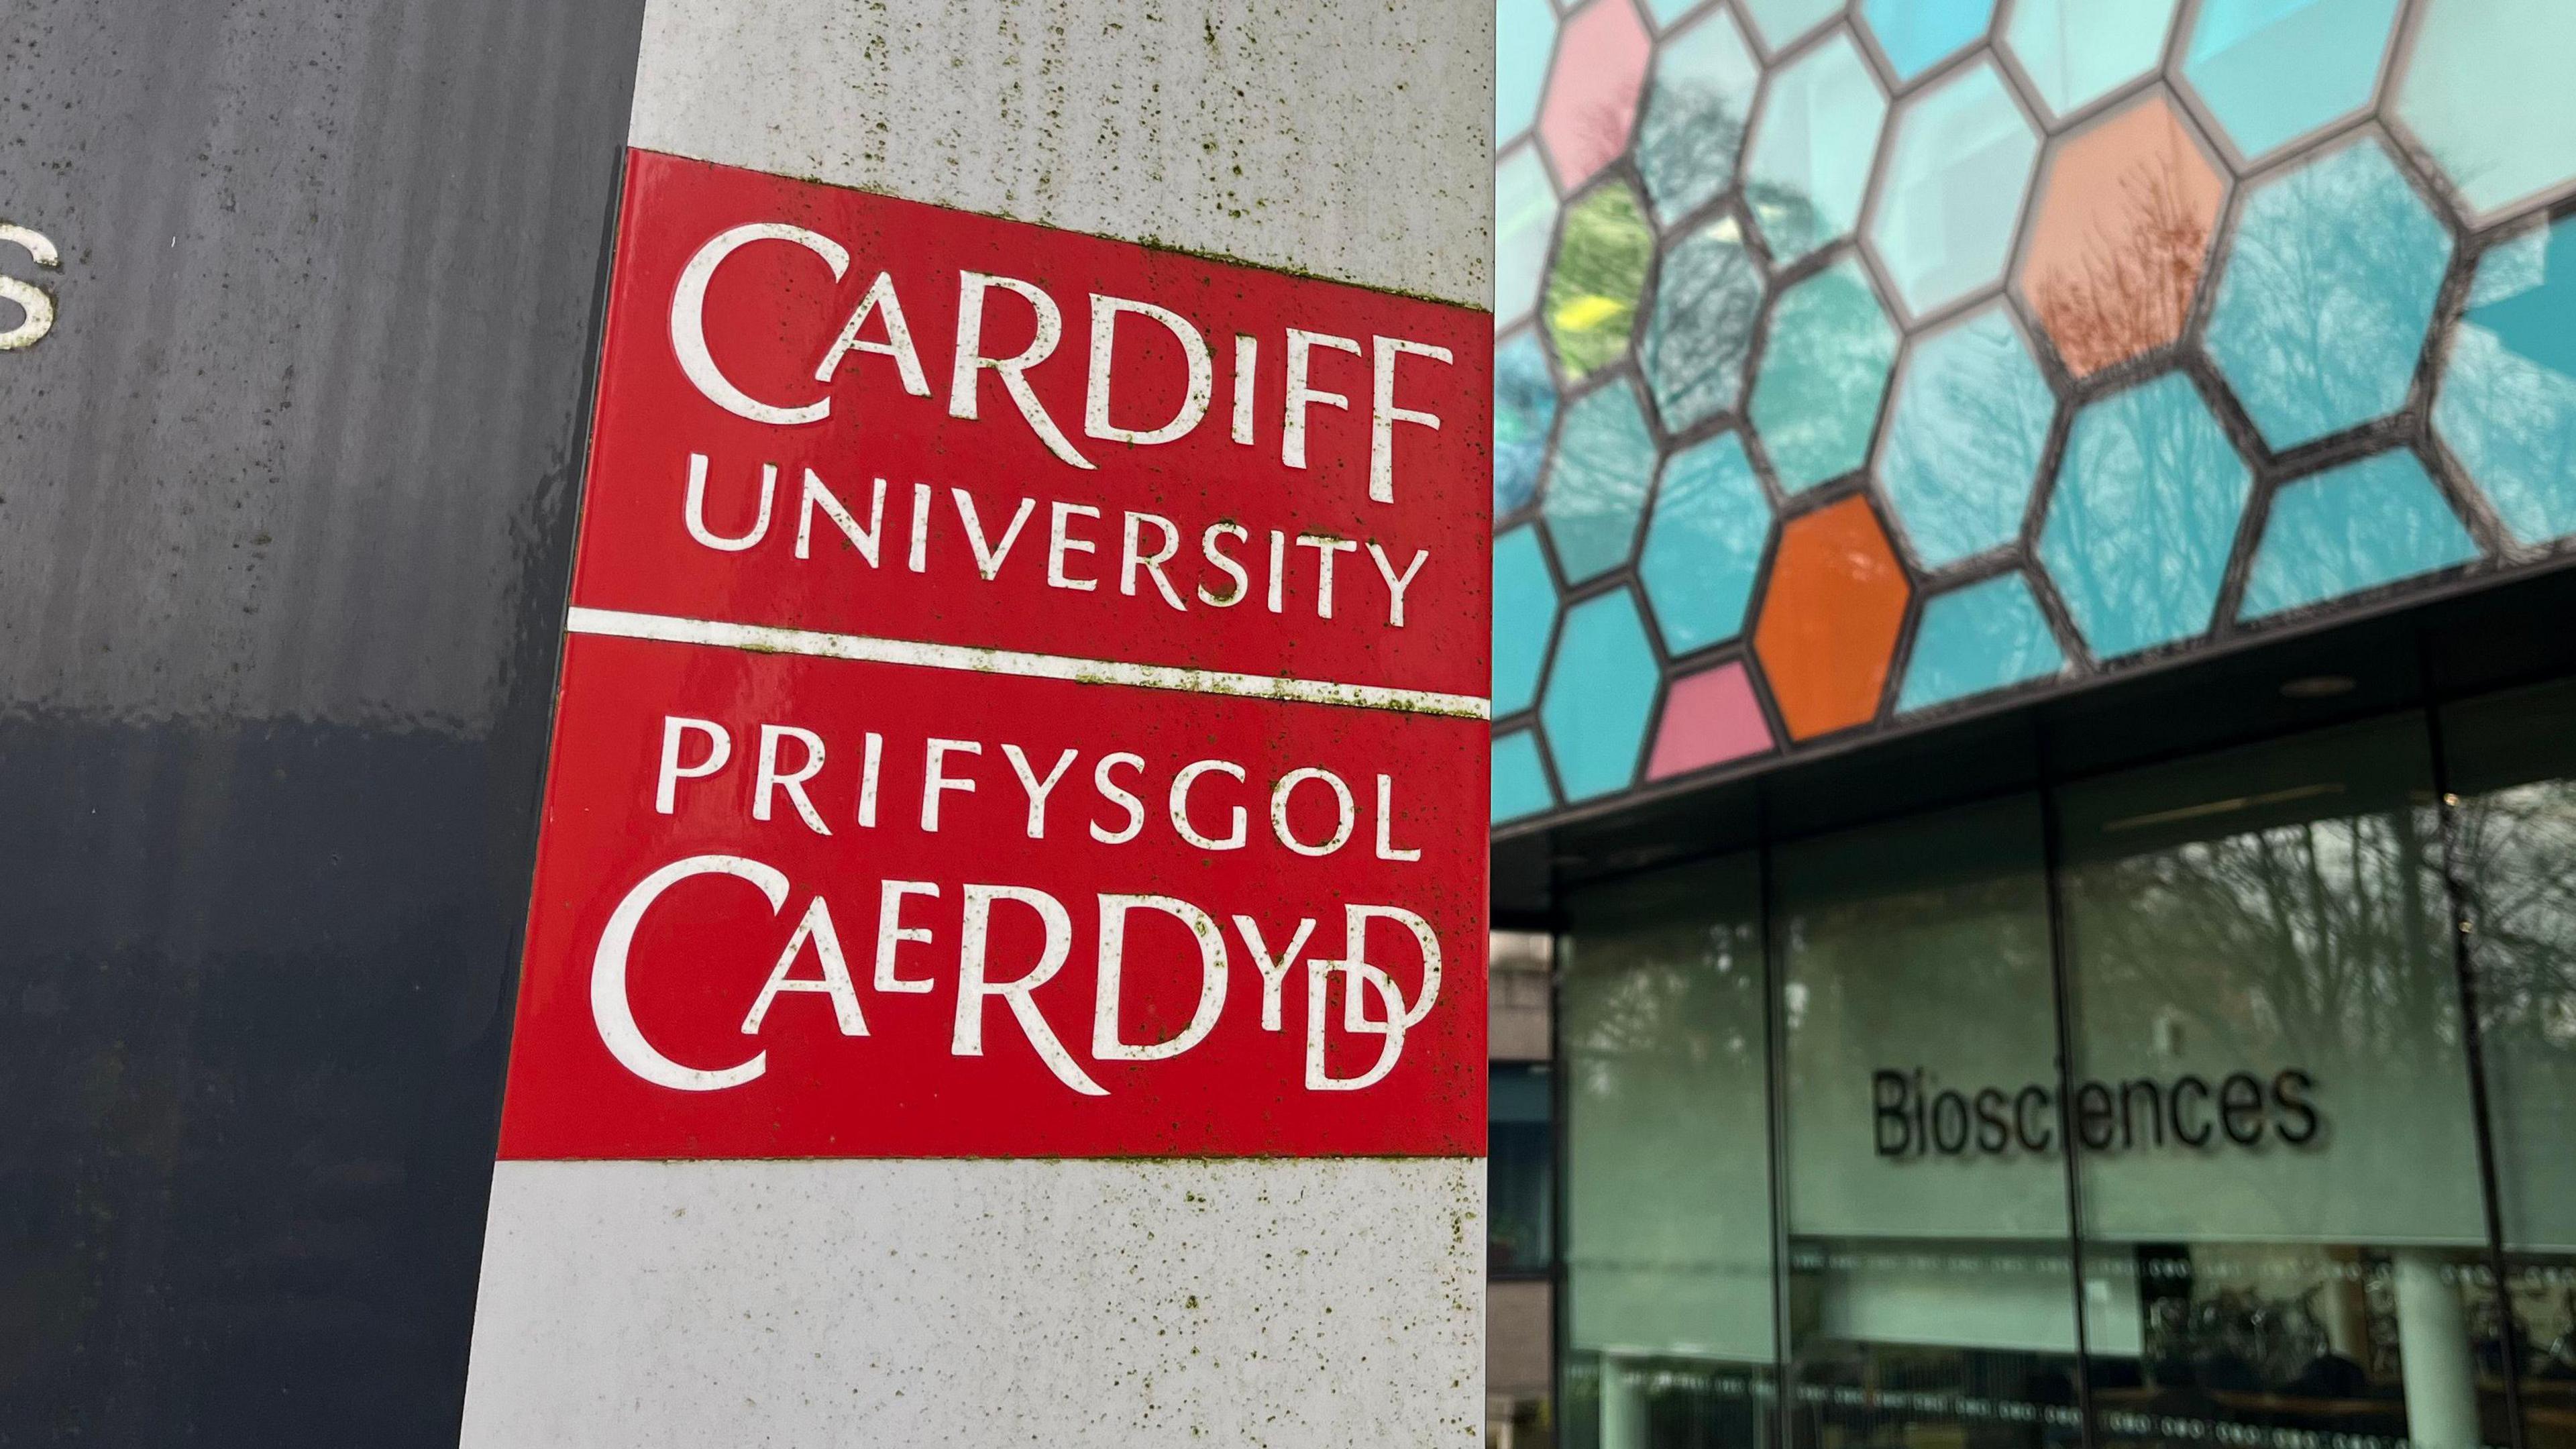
(2399, 0), (2576, 221)
(2182, 0), (2400, 162)
(1546, 182), (1655, 382)
(1868, 58), (2041, 318)
(2037, 374), (2252, 658)
(1644, 214), (1764, 432)
(1492, 728), (1557, 823)
(1898, 573), (2065, 711)
(2004, 0), (2179, 119)
(1743, 30), (1888, 266)
(1542, 379), (1660, 581)
(1493, 525), (1559, 715)
(1640, 431), (1772, 653)
(2239, 451), (2479, 619)
(1878, 303), (2056, 569)
(1637, 7), (1760, 225)
(2204, 139), (2453, 451)
(1750, 258), (1899, 493)
(1540, 589), (1662, 801)
(2436, 218), (2576, 544)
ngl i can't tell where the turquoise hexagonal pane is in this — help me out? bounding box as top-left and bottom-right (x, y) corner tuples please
(1644, 215), (1764, 432)
(2180, 0), (2400, 162)
(2239, 451), (2478, 619)
(2398, 0), (2576, 221)
(1498, 0), (1559, 144)
(1743, 31), (1889, 266)
(1540, 589), (1663, 800)
(1750, 258), (1899, 493)
(1643, 0), (1703, 23)
(2037, 373), (2253, 658)
(1493, 525), (1558, 714)
(1639, 432), (1772, 653)
(2436, 219), (2576, 544)
(1867, 58), (2043, 318)
(1492, 729), (1557, 822)
(1877, 304), (2056, 568)
(1897, 573), (2065, 710)
(1740, 0), (1842, 52)
(1497, 147), (1558, 331)
(1638, 7), (1761, 225)
(1542, 379), (1660, 581)
(1862, 0), (1996, 83)
(2204, 138), (2453, 451)
(1495, 332), (1557, 517)
(2004, 0), (2180, 119)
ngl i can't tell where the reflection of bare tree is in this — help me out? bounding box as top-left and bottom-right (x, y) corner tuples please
(1646, 225), (1762, 431)
(1879, 313), (2057, 565)
(2031, 158), (2214, 377)
(1637, 81), (1750, 221)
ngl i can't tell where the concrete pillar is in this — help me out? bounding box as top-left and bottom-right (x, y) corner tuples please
(2392, 1248), (2481, 1449)
(1601, 1353), (1648, 1449)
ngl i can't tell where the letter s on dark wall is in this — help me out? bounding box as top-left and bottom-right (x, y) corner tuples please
(2273, 1069), (2320, 1145)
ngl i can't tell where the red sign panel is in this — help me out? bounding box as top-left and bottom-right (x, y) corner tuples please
(494, 150), (1491, 1160)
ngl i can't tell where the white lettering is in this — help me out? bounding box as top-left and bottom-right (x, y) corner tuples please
(796, 470), (884, 565)
(1366, 542), (1428, 627)
(955, 883), (1104, 1095)
(1229, 333), (1256, 445)
(0, 223), (60, 352)
(1084, 294), (1213, 445)
(1271, 767), (1355, 857)
(741, 896), (866, 1035)
(1091, 752), (1147, 844)
(1375, 773), (1422, 862)
(754, 724), (831, 835)
(954, 489), (1038, 581)
(872, 879), (938, 994)
(1295, 533), (1359, 619)
(1198, 522), (1249, 607)
(1233, 914), (1318, 1032)
(922, 737), (981, 830)
(592, 855), (780, 1091)
(655, 716), (731, 814)
(1049, 500), (1102, 590)
(1368, 335), (1452, 504)
(812, 270), (930, 396)
(1120, 512), (1187, 610)
(1002, 744), (1078, 839)
(671, 223), (845, 425)
(1282, 328), (1360, 469)
(684, 453), (776, 551)
(1093, 894), (1229, 1062)
(948, 271), (1094, 470)
(1170, 759), (1248, 851)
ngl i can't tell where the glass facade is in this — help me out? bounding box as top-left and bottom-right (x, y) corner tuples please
(1548, 687), (2576, 1449)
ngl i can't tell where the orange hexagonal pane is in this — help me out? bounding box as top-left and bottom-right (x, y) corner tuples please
(1752, 496), (1911, 740)
(2020, 93), (2226, 378)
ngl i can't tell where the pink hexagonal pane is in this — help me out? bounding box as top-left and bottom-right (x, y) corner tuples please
(1540, 0), (1654, 189)
(1646, 661), (1776, 779)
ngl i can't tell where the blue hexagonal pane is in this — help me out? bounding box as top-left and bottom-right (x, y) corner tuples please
(2204, 138), (2453, 451)
(1743, 30), (1889, 266)
(1898, 573), (2065, 711)
(1497, 147), (1559, 331)
(2181, 0), (2400, 162)
(1644, 215), (1764, 432)
(1740, 0), (1841, 53)
(1862, 0), (1996, 84)
(2005, 0), (2180, 120)
(2037, 373), (2253, 658)
(1543, 378), (1660, 581)
(1540, 589), (1662, 801)
(1878, 304), (2055, 569)
(1493, 525), (1559, 714)
(2240, 451), (2479, 620)
(1495, 332), (1557, 517)
(1638, 7), (1760, 225)
(1640, 432), (1772, 653)
(1750, 258), (1899, 493)
(2437, 219), (2576, 544)
(1498, 0), (1559, 144)
(1492, 729), (1557, 823)
(1868, 58), (2042, 319)
(2399, 0), (2576, 221)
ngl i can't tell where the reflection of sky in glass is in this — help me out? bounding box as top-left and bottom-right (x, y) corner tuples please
(1496, 148), (1558, 331)
(2204, 140), (2451, 450)
(2239, 451), (2477, 619)
(1868, 59), (2041, 317)
(2039, 374), (2251, 658)
(1750, 259), (1897, 493)
(1644, 215), (1764, 431)
(2181, 0), (2399, 160)
(2004, 0), (2178, 119)
(1898, 573), (2063, 710)
(2437, 220), (2576, 545)
(1738, 0), (1842, 53)
(1878, 305), (2054, 569)
(1860, 0), (1994, 83)
(1543, 380), (1660, 582)
(1542, 590), (1663, 800)
(1742, 32), (1887, 265)
(2398, 0), (2576, 220)
(1493, 525), (1558, 715)
(1637, 7), (1760, 224)
(1640, 432), (1770, 653)
(1497, 0), (1558, 143)
(1547, 183), (1655, 382)
(1495, 331), (1558, 517)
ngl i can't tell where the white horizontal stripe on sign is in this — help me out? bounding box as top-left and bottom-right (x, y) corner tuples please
(565, 606), (1492, 720)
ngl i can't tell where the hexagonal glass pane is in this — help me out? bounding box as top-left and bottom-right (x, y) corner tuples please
(2037, 373), (2252, 658)
(1877, 303), (2056, 569)
(1868, 58), (2043, 319)
(1740, 0), (1842, 54)
(1644, 214), (1764, 432)
(1496, 146), (1558, 332)
(1861, 0), (1997, 83)
(1497, 0), (1559, 144)
(2020, 93), (2225, 378)
(1753, 496), (1912, 739)
(1542, 378), (1660, 582)
(1540, 589), (1663, 800)
(1546, 182), (1655, 383)
(1646, 661), (1774, 778)
(1493, 525), (1560, 715)
(2204, 138), (2454, 451)
(2239, 450), (2479, 620)
(2436, 219), (2576, 544)
(1743, 30), (1890, 266)
(1495, 331), (1558, 517)
(2397, 0), (2576, 221)
(1640, 431), (1772, 653)
(1540, 0), (1654, 187)
(1750, 258), (1899, 494)
(1898, 573), (2065, 711)
(1492, 727), (1557, 822)
(2180, 0), (2401, 162)
(1638, 6), (1760, 225)
(2004, 0), (2180, 120)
